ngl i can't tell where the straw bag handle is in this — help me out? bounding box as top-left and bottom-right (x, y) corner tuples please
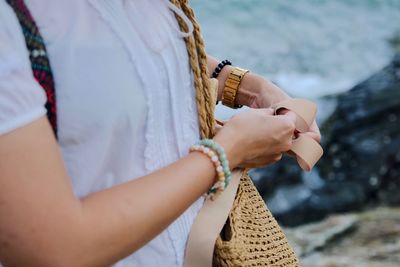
(271, 98), (323, 171)
(184, 98), (323, 267)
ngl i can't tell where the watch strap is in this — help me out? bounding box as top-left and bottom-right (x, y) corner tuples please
(222, 67), (249, 109)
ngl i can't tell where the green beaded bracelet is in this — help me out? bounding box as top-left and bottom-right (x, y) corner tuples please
(198, 139), (232, 189)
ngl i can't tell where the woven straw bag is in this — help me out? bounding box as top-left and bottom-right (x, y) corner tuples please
(209, 99), (318, 267)
(213, 173), (299, 267)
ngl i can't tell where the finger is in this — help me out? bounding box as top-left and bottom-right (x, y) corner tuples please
(238, 154), (283, 168)
(272, 153), (283, 162)
(308, 121), (321, 142)
(310, 120), (321, 134)
(274, 111), (297, 137)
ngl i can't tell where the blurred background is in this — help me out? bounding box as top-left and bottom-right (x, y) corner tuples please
(191, 0), (400, 266)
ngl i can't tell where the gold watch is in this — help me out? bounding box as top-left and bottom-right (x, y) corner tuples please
(222, 67), (249, 109)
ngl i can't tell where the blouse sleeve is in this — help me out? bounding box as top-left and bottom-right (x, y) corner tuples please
(0, 1), (47, 135)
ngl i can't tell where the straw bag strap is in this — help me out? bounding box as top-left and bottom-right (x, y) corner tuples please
(184, 98), (323, 267)
(184, 169), (244, 267)
(271, 98), (324, 171)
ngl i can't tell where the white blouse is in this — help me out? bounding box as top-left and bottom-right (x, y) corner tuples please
(0, 0), (204, 266)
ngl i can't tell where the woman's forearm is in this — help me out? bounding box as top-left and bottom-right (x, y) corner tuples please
(0, 117), (220, 267)
(207, 55), (291, 107)
(79, 152), (217, 266)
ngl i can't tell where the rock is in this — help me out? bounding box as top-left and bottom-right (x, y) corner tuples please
(284, 207), (400, 267)
(253, 53), (400, 226)
(284, 214), (357, 256)
(319, 53), (400, 206)
(267, 181), (366, 227)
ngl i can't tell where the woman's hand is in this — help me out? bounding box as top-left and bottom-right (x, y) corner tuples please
(213, 108), (298, 169)
(207, 55), (321, 143)
(238, 73), (321, 143)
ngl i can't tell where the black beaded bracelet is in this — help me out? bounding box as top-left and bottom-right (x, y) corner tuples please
(211, 59), (232, 78)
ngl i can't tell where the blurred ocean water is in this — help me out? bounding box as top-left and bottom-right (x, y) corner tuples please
(191, 0), (400, 119)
